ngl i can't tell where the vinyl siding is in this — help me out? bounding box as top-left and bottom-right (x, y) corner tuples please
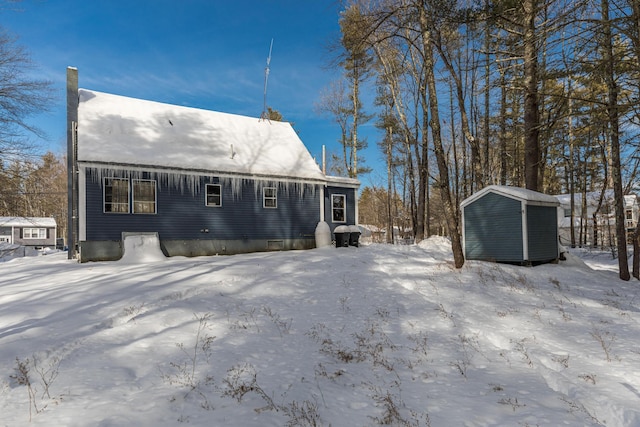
(13, 227), (56, 246)
(464, 192), (524, 262)
(324, 186), (357, 233)
(84, 168), (321, 242)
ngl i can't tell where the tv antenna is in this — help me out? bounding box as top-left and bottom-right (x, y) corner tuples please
(260, 39), (274, 121)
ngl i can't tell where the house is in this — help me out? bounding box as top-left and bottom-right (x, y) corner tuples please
(461, 185), (559, 265)
(66, 68), (359, 262)
(555, 191), (639, 246)
(0, 217), (57, 249)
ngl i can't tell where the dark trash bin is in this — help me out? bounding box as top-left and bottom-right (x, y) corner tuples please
(334, 225), (350, 247)
(348, 225), (361, 247)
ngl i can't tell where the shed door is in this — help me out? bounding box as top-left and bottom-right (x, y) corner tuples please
(526, 205), (558, 261)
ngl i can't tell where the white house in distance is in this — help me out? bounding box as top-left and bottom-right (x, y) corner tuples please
(0, 217), (57, 248)
(555, 191), (640, 246)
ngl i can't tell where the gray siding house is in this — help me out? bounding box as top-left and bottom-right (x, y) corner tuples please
(66, 68), (359, 262)
(461, 185), (559, 265)
(0, 217), (57, 248)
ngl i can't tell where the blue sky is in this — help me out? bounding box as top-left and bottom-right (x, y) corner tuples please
(3, 0), (384, 186)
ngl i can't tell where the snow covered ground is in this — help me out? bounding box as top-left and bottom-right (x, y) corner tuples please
(1, 238), (639, 426)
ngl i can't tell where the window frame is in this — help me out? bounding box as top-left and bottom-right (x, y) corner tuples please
(263, 187), (277, 209)
(132, 179), (157, 214)
(205, 184), (222, 207)
(331, 194), (347, 223)
(23, 228), (47, 239)
(104, 177), (130, 214)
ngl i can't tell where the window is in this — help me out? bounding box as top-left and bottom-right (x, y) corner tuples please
(133, 180), (156, 214)
(332, 194), (346, 223)
(23, 228), (47, 239)
(104, 178), (129, 213)
(104, 177), (156, 214)
(563, 208), (571, 218)
(263, 187), (277, 208)
(626, 209), (633, 220)
(205, 184), (222, 207)
(23, 228), (46, 239)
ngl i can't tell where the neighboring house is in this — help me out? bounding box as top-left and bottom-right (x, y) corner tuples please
(66, 68), (359, 262)
(0, 217), (57, 248)
(555, 191), (639, 246)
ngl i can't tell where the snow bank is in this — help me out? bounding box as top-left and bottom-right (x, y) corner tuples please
(118, 232), (166, 263)
(417, 235), (452, 257)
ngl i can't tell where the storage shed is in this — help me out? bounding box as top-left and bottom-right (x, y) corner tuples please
(461, 185), (559, 265)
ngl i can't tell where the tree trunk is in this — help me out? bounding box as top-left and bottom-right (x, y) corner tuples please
(633, 224), (640, 279)
(499, 68), (508, 185)
(420, 3), (464, 268)
(602, 0), (630, 280)
(523, 0), (540, 191)
(386, 127), (394, 244)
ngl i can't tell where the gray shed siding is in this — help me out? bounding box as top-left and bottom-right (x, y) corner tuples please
(464, 192), (524, 262)
(526, 205), (558, 261)
(84, 169), (320, 243)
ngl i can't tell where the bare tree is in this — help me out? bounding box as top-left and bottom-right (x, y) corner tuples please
(0, 27), (53, 162)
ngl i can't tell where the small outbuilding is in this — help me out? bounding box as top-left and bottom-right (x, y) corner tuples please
(461, 185), (559, 265)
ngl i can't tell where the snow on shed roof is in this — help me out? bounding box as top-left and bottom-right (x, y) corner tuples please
(461, 185), (559, 207)
(77, 89), (326, 182)
(0, 217), (56, 227)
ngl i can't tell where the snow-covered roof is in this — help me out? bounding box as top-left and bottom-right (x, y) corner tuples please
(461, 185), (559, 207)
(0, 217), (56, 227)
(325, 175), (360, 188)
(554, 191), (638, 209)
(77, 89), (326, 182)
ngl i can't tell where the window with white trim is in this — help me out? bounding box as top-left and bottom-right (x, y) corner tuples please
(104, 178), (130, 213)
(205, 184), (222, 207)
(133, 179), (156, 213)
(104, 178), (156, 214)
(263, 187), (277, 208)
(332, 194), (346, 223)
(23, 228), (47, 239)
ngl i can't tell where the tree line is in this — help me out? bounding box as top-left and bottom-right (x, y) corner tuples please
(320, 0), (640, 279)
(0, 152), (67, 241)
(0, 17), (63, 242)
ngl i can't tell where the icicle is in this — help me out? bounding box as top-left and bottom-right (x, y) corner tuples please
(83, 163), (320, 200)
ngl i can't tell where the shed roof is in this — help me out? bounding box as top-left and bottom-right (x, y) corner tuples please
(461, 185), (559, 208)
(77, 89), (326, 182)
(0, 217), (57, 227)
